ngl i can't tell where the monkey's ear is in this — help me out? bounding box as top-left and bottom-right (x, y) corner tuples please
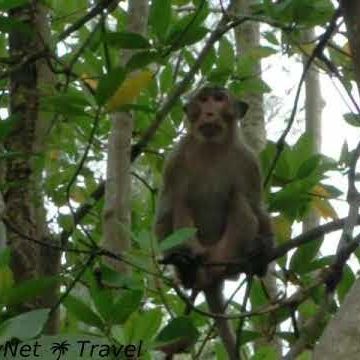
(237, 100), (249, 118)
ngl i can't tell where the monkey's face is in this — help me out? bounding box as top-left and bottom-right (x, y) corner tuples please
(184, 86), (248, 144)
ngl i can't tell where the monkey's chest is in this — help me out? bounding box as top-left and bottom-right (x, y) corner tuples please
(186, 176), (232, 245)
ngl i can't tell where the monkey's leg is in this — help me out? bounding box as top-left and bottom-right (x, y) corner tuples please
(204, 282), (239, 360)
(172, 201), (207, 288)
(173, 200), (206, 254)
(248, 206), (274, 276)
(205, 194), (258, 281)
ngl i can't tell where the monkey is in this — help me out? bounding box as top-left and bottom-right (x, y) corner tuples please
(154, 85), (273, 360)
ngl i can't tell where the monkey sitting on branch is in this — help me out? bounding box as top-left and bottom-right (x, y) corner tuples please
(155, 85), (274, 360)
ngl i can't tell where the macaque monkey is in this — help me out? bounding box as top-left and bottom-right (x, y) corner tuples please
(155, 86), (273, 360)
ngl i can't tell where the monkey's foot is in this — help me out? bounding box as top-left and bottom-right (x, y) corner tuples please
(192, 251), (229, 290)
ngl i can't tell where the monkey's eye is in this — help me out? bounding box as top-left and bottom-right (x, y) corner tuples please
(213, 92), (226, 102)
(198, 95), (208, 103)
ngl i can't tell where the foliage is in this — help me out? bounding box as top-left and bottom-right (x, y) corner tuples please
(0, 0), (358, 359)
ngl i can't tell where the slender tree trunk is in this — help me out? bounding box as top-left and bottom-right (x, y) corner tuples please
(102, 0), (149, 272)
(301, 28), (324, 265)
(234, 0), (266, 154)
(234, 0), (280, 354)
(302, 29), (324, 234)
(284, 28), (325, 359)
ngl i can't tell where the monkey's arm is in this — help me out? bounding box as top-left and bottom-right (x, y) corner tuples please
(242, 153), (274, 274)
(155, 150), (195, 241)
(155, 150), (206, 288)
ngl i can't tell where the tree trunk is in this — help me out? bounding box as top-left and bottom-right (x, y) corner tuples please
(5, 2), (58, 324)
(34, 4), (60, 334)
(302, 27), (324, 271)
(313, 279), (360, 360)
(313, 2), (360, 358)
(234, 0), (280, 354)
(234, 0), (266, 153)
(303, 29), (323, 156)
(102, 0), (149, 272)
(284, 28), (325, 359)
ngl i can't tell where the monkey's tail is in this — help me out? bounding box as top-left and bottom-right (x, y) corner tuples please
(204, 283), (240, 360)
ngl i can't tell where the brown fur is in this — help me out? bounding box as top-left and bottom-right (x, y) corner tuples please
(155, 86), (273, 359)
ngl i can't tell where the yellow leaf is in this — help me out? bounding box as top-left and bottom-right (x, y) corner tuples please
(105, 69), (154, 112)
(81, 73), (98, 90)
(312, 198), (338, 220)
(70, 187), (87, 203)
(342, 42), (352, 57)
(312, 184), (330, 198)
(49, 149), (60, 160)
(299, 43), (315, 57)
(273, 215), (292, 244)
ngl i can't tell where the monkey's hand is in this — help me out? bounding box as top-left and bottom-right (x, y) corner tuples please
(161, 248), (204, 289)
(246, 234), (274, 277)
(192, 243), (230, 289)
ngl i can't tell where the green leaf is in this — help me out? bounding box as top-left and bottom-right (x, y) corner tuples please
(294, 255), (334, 274)
(105, 32), (151, 49)
(0, 0), (29, 11)
(337, 264), (355, 303)
(116, 308), (162, 345)
(237, 330), (262, 345)
(149, 0), (172, 40)
(129, 308), (162, 342)
(95, 67), (125, 106)
(234, 77), (271, 95)
(91, 288), (114, 323)
(344, 113), (360, 127)
(289, 238), (324, 274)
(296, 351), (312, 360)
(200, 45), (216, 75)
(112, 289), (143, 324)
(263, 31), (279, 46)
(160, 64), (173, 93)
(165, 26), (208, 50)
(295, 0), (335, 26)
(97, 264), (144, 290)
(159, 228), (197, 252)
(0, 114), (20, 142)
(250, 345), (278, 359)
(126, 51), (161, 71)
(218, 37), (235, 69)
(297, 155), (321, 179)
(0, 309), (50, 343)
(3, 277), (59, 306)
(0, 247), (10, 267)
(41, 89), (92, 117)
(63, 295), (104, 330)
(155, 316), (199, 347)
(0, 16), (30, 33)
(218, 38), (235, 71)
(269, 178), (318, 220)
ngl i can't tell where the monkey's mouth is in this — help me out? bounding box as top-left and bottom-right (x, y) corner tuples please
(199, 123), (222, 138)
